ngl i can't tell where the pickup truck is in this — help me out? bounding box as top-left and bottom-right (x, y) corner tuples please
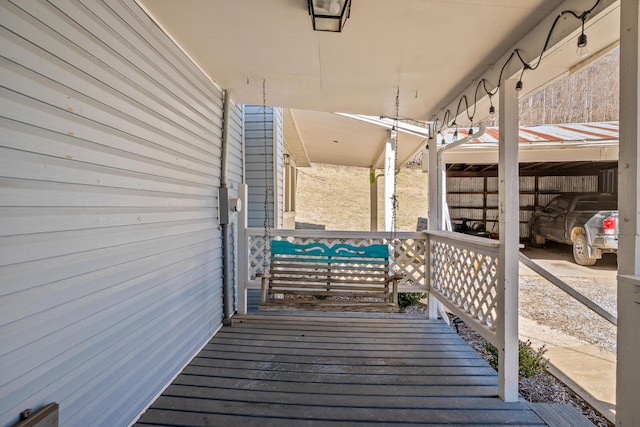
(528, 192), (618, 266)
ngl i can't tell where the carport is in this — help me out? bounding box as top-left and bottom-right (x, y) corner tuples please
(441, 121), (619, 238)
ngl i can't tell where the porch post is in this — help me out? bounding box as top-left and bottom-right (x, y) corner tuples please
(427, 135), (440, 320)
(497, 79), (519, 402)
(617, 1), (640, 424)
(427, 136), (440, 231)
(384, 130), (395, 231)
(370, 168), (378, 231)
(237, 183), (249, 315)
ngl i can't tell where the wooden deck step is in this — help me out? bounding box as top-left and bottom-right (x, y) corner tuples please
(528, 403), (594, 426)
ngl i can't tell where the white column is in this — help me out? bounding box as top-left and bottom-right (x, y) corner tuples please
(438, 151), (448, 230)
(497, 79), (519, 402)
(427, 135), (439, 320)
(370, 168), (378, 231)
(384, 131), (395, 232)
(617, 1), (640, 424)
(428, 136), (440, 231)
(237, 183), (249, 315)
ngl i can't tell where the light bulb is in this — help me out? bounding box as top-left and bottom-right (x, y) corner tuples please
(576, 33), (588, 57)
(489, 105), (496, 120)
(329, 0), (341, 14)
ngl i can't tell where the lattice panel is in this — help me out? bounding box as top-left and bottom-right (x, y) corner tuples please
(248, 234), (427, 288)
(430, 239), (498, 329)
(390, 238), (427, 289)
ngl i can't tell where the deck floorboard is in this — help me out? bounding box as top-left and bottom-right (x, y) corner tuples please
(135, 313), (546, 426)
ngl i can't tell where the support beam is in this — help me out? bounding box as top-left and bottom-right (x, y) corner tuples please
(497, 79), (519, 402)
(369, 168), (378, 231)
(384, 131), (395, 232)
(617, 1), (640, 424)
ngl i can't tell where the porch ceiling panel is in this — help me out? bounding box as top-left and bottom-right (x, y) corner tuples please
(139, 0), (621, 168)
(139, 0), (578, 120)
(290, 110), (427, 168)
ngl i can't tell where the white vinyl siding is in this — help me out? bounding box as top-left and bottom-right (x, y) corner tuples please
(0, 1), (227, 426)
(244, 105), (283, 229)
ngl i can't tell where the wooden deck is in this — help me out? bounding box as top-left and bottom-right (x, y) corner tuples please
(135, 313), (546, 426)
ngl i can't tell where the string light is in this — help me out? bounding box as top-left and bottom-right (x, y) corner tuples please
(576, 16), (589, 57)
(434, 0), (601, 133)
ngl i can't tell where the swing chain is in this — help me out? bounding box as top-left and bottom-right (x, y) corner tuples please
(262, 79), (271, 273)
(390, 87), (400, 243)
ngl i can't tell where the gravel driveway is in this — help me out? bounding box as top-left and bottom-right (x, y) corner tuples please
(519, 241), (617, 352)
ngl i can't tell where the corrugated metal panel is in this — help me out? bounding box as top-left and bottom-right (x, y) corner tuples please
(520, 176), (536, 192)
(487, 177), (498, 192)
(539, 176), (598, 193)
(0, 1), (225, 426)
(449, 209), (484, 221)
(448, 174), (600, 238)
(446, 193), (484, 207)
(447, 177), (484, 192)
(445, 121), (619, 144)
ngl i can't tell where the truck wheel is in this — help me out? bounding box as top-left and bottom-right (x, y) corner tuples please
(573, 233), (597, 266)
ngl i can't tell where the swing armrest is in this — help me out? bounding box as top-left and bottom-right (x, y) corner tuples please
(256, 272), (271, 303)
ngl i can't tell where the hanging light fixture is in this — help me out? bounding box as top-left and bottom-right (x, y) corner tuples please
(308, 0), (351, 32)
(576, 15), (589, 57)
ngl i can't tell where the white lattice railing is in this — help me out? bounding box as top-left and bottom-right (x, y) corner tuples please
(239, 227), (503, 346)
(428, 230), (500, 345)
(245, 229), (428, 292)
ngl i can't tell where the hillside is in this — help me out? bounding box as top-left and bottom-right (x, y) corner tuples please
(295, 164), (429, 231)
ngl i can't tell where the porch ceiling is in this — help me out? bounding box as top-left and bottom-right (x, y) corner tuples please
(139, 0), (620, 166)
(287, 109), (429, 169)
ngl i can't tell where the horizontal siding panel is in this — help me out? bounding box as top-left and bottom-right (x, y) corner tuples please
(0, 247), (219, 375)
(0, 67), (220, 172)
(1, 118), (218, 183)
(1, 218), (216, 266)
(2, 266), (221, 423)
(66, 0), (222, 120)
(0, 147), (215, 196)
(0, 1), (227, 426)
(0, 229), (219, 297)
(0, 206), (215, 237)
(3, 3), (221, 154)
(0, 178), (216, 208)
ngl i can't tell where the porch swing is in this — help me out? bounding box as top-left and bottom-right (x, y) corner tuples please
(257, 85), (401, 313)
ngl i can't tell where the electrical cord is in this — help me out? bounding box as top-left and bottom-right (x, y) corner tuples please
(435, 0), (602, 133)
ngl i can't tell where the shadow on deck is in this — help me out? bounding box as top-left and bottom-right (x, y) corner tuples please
(135, 313), (546, 426)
